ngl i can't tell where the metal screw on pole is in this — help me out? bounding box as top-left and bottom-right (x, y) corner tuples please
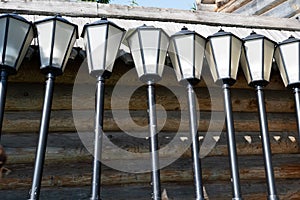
(28, 73), (55, 200)
(90, 77), (105, 200)
(256, 86), (279, 200)
(187, 83), (205, 200)
(222, 83), (242, 200)
(147, 81), (161, 200)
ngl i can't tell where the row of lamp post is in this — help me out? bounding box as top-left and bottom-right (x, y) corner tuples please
(1, 13), (300, 200)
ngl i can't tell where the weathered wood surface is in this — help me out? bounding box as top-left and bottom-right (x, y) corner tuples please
(262, 0), (300, 18)
(0, 1), (300, 31)
(0, 110), (298, 133)
(1, 180), (300, 200)
(4, 82), (293, 112)
(217, 0), (252, 12)
(1, 132), (298, 164)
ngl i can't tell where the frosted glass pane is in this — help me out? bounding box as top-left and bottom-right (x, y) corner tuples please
(280, 42), (300, 85)
(194, 35), (206, 80)
(16, 27), (34, 70)
(168, 39), (182, 81)
(140, 30), (159, 74)
(263, 39), (275, 82)
(157, 31), (169, 77)
(86, 25), (107, 73)
(5, 19), (30, 67)
(244, 39), (263, 81)
(230, 36), (242, 79)
(0, 18), (6, 64)
(174, 35), (194, 79)
(240, 46), (252, 84)
(205, 41), (218, 82)
(36, 21), (53, 67)
(106, 25), (124, 72)
(128, 31), (144, 78)
(274, 48), (289, 87)
(210, 36), (231, 79)
(61, 30), (76, 71)
(52, 21), (74, 69)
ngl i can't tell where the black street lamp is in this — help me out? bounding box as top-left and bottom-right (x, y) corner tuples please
(168, 27), (206, 200)
(275, 36), (300, 144)
(240, 32), (278, 200)
(126, 25), (169, 200)
(81, 18), (125, 200)
(0, 13), (34, 140)
(205, 29), (243, 200)
(28, 15), (78, 200)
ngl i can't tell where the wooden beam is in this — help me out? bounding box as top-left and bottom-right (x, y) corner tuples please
(262, 0), (300, 18)
(0, 1), (300, 31)
(234, 0), (289, 16)
(217, 0), (253, 12)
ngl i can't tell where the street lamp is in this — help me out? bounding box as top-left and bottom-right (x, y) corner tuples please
(168, 27), (206, 200)
(0, 13), (34, 140)
(205, 29), (243, 200)
(240, 31), (278, 200)
(126, 25), (169, 200)
(81, 18), (125, 200)
(274, 36), (300, 144)
(29, 15), (78, 200)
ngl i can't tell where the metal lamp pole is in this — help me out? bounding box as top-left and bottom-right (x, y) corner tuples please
(29, 15), (78, 200)
(0, 14), (34, 140)
(168, 27), (206, 200)
(205, 29), (243, 200)
(81, 18), (125, 200)
(256, 85), (278, 200)
(126, 25), (169, 200)
(293, 87), (300, 139)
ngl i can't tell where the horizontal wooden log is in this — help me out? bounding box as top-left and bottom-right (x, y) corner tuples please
(1, 1), (300, 31)
(1, 110), (298, 133)
(217, 0), (252, 12)
(1, 154), (300, 191)
(1, 132), (298, 164)
(4, 82), (293, 113)
(9, 54), (287, 91)
(0, 180), (300, 200)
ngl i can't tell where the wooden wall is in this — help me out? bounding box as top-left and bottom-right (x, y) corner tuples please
(0, 48), (299, 199)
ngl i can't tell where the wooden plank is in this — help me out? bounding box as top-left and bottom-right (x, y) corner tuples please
(0, 110), (298, 133)
(0, 180), (300, 200)
(1, 132), (298, 164)
(1, 154), (300, 189)
(0, 1), (300, 31)
(217, 0), (253, 12)
(4, 83), (293, 113)
(234, 0), (287, 16)
(262, 0), (300, 18)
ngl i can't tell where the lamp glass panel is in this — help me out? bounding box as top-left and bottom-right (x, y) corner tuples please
(205, 41), (218, 82)
(157, 31), (169, 77)
(243, 39), (263, 82)
(174, 35), (194, 80)
(280, 42), (300, 85)
(240, 46), (251, 84)
(140, 29), (159, 74)
(263, 39), (275, 82)
(16, 27), (34, 70)
(210, 36), (231, 80)
(36, 21), (53, 67)
(62, 30), (77, 72)
(106, 25), (124, 72)
(274, 48), (289, 87)
(230, 36), (242, 80)
(85, 24), (107, 74)
(127, 31), (144, 78)
(194, 35), (206, 80)
(0, 18), (6, 64)
(168, 39), (182, 81)
(5, 18), (30, 68)
(52, 21), (75, 70)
